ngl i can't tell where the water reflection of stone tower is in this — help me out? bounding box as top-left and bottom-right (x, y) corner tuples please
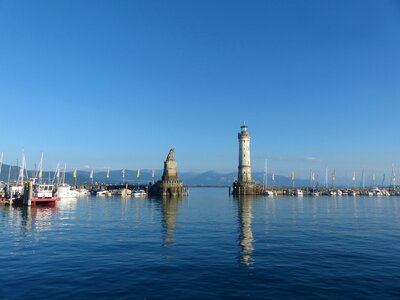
(161, 197), (181, 247)
(237, 197), (255, 267)
(238, 122), (252, 183)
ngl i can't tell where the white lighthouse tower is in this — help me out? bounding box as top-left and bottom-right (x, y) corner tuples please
(238, 122), (252, 183)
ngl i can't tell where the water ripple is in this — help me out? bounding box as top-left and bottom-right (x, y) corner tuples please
(1, 190), (400, 299)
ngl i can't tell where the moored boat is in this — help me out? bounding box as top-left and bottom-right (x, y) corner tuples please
(263, 190), (274, 197)
(295, 189), (303, 196)
(361, 190), (374, 196)
(6, 184), (24, 199)
(132, 189), (147, 197)
(120, 188), (132, 197)
(96, 190), (108, 196)
(19, 181), (59, 206)
(78, 188), (89, 196)
(56, 184), (79, 199)
(323, 190), (336, 196)
(371, 187), (384, 196)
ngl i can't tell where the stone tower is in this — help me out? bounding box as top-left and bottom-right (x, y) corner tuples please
(162, 149), (178, 181)
(148, 149), (188, 197)
(238, 122), (252, 183)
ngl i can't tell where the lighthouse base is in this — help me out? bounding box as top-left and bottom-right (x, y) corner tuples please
(232, 182), (264, 195)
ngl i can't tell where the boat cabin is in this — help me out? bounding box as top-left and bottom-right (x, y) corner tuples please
(34, 184), (54, 199)
(7, 184), (24, 197)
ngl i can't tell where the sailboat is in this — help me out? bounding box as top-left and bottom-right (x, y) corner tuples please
(7, 151), (25, 198)
(360, 168), (373, 196)
(56, 164), (79, 199)
(309, 171), (319, 196)
(391, 165), (396, 191)
(2, 153), (60, 206)
(263, 160), (274, 196)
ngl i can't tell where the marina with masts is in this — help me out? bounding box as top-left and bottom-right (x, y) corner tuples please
(1, 122), (400, 207)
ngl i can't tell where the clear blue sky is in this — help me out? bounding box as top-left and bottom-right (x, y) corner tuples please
(1, 0), (399, 180)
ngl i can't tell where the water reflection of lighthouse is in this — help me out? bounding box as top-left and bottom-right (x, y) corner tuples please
(236, 196), (255, 267)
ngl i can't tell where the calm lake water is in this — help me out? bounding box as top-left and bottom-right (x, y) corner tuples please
(1, 188), (400, 299)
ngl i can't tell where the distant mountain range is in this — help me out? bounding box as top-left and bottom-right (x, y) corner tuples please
(0, 163), (311, 187)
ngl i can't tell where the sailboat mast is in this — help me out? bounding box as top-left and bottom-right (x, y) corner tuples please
(17, 152), (25, 185)
(7, 165), (11, 185)
(52, 163), (59, 185)
(361, 168), (365, 189)
(0, 152), (3, 178)
(292, 171), (295, 189)
(382, 173), (386, 188)
(63, 163), (67, 185)
(391, 164), (396, 190)
(23, 153), (28, 182)
(313, 172), (316, 189)
(325, 167), (328, 188)
(35, 152), (44, 182)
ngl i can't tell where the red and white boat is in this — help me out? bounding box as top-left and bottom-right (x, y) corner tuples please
(4, 181), (60, 206)
(30, 181), (60, 205)
(5, 181), (51, 202)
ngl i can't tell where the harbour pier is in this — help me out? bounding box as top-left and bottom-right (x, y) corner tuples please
(231, 186), (400, 197)
(75, 183), (149, 192)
